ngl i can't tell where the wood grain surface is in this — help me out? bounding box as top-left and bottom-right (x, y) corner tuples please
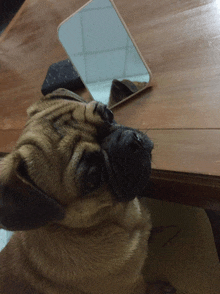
(1, 0), (220, 207)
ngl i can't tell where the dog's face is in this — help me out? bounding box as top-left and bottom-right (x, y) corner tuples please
(0, 89), (153, 231)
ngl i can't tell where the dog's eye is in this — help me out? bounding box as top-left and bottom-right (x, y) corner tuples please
(85, 165), (102, 192)
(76, 151), (106, 194)
(17, 159), (34, 184)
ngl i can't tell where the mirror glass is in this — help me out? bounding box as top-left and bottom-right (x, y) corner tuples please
(58, 0), (151, 107)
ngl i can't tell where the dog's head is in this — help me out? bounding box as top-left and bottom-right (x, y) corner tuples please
(0, 89), (153, 231)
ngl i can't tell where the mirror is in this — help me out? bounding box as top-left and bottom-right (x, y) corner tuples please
(58, 0), (152, 108)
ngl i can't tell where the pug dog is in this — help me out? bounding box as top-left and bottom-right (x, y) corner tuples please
(0, 89), (176, 294)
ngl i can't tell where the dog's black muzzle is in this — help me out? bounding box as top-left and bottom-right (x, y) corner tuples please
(101, 126), (153, 202)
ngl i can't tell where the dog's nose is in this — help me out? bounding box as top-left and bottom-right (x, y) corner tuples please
(129, 132), (144, 150)
(102, 128), (153, 154)
(119, 130), (144, 150)
(124, 130), (154, 151)
(101, 127), (153, 202)
(94, 103), (114, 123)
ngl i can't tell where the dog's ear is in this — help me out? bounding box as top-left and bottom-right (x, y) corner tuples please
(0, 155), (65, 231)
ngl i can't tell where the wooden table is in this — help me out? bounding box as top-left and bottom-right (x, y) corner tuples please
(1, 0), (220, 256)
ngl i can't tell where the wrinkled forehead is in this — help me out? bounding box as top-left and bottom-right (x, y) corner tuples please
(12, 92), (107, 151)
(27, 97), (104, 127)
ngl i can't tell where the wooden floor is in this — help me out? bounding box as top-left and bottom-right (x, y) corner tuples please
(1, 0), (220, 209)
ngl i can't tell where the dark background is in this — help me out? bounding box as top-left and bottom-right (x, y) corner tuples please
(0, 0), (25, 33)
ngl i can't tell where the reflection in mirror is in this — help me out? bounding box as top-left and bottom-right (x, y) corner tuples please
(58, 0), (152, 108)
